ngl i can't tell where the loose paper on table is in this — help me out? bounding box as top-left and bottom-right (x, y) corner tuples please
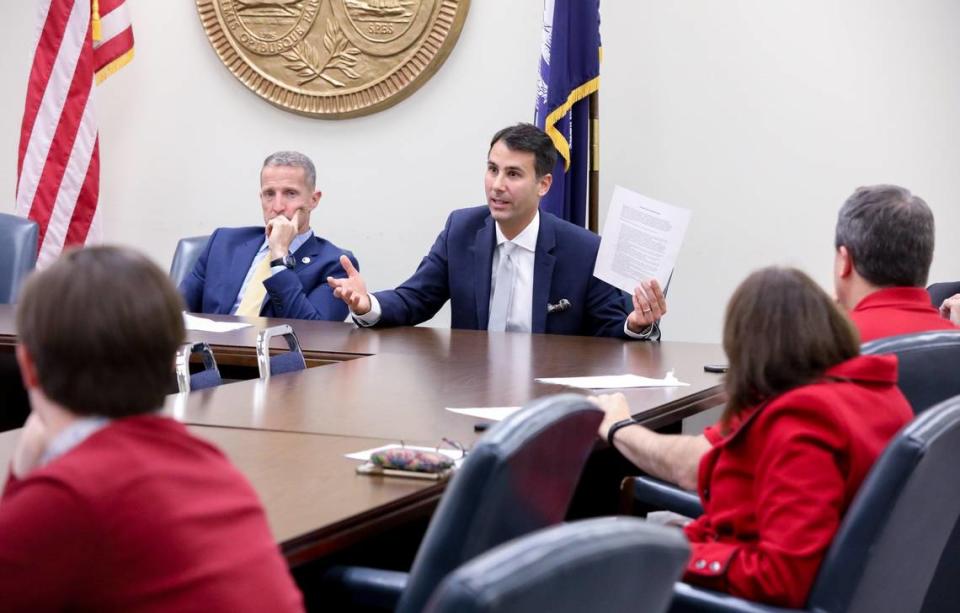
(535, 372), (689, 390)
(182, 312), (251, 333)
(594, 186), (692, 294)
(445, 406), (523, 422)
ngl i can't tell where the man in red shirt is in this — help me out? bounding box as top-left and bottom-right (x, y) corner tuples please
(0, 247), (304, 611)
(833, 184), (956, 342)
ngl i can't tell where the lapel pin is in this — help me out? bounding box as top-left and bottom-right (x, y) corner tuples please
(301, 256), (311, 265)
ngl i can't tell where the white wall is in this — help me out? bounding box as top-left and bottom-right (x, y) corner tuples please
(2, 0), (958, 342)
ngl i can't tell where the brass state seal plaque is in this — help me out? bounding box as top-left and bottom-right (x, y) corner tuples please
(197, 0), (470, 118)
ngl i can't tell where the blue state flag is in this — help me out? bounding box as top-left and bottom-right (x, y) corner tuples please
(534, 0), (601, 228)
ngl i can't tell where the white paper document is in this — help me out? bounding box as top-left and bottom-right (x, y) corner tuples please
(535, 372), (689, 390)
(182, 312), (252, 333)
(445, 406), (523, 422)
(594, 185), (692, 293)
(345, 444), (464, 463)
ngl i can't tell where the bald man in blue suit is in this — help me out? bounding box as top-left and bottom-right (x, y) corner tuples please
(327, 124), (666, 339)
(180, 152), (356, 321)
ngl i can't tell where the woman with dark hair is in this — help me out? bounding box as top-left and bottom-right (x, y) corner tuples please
(594, 267), (913, 607)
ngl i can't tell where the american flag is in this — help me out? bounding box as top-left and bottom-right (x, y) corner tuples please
(16, 0), (134, 268)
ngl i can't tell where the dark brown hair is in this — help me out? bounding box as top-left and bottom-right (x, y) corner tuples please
(721, 267), (860, 430)
(489, 123), (558, 178)
(16, 246), (186, 417)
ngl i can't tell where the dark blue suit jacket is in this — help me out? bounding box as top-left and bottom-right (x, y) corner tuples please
(179, 226), (357, 321)
(374, 207), (659, 339)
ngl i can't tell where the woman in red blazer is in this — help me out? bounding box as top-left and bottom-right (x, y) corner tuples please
(595, 267), (913, 607)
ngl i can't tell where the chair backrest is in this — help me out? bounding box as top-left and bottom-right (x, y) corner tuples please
(861, 330), (960, 414)
(256, 324), (306, 378)
(806, 396), (960, 613)
(0, 212), (39, 304)
(174, 342), (222, 393)
(424, 517), (689, 613)
(169, 235), (209, 288)
(395, 394), (603, 613)
(927, 282), (960, 309)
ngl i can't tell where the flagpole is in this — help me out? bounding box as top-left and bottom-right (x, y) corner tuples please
(588, 91), (600, 233)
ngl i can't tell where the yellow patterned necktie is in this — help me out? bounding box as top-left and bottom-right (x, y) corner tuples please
(235, 254), (271, 316)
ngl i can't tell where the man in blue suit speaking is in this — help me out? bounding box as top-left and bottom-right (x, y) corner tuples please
(327, 124), (665, 339)
(180, 151), (357, 321)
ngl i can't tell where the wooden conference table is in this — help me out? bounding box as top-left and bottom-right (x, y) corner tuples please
(0, 306), (727, 567)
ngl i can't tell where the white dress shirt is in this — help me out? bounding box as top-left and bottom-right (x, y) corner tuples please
(355, 214), (540, 330)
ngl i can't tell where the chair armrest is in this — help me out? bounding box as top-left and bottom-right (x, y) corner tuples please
(321, 566), (409, 611)
(670, 582), (801, 613)
(623, 476), (704, 518)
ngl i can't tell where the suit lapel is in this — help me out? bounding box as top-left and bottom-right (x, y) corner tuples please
(474, 216), (496, 329)
(223, 230), (267, 310)
(291, 235), (322, 278)
(531, 212), (556, 333)
(258, 234), (322, 317)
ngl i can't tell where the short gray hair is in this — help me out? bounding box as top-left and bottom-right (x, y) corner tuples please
(262, 151), (316, 188)
(835, 184), (935, 287)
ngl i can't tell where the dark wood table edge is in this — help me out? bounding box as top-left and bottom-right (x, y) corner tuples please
(205, 343), (370, 369)
(281, 483), (445, 567)
(635, 387), (727, 430)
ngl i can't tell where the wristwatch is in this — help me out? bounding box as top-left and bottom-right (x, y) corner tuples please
(270, 254), (295, 269)
(606, 417), (639, 448)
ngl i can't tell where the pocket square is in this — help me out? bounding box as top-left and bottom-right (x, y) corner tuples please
(547, 299), (571, 314)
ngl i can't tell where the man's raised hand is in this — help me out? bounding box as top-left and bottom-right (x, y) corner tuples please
(327, 255), (372, 315)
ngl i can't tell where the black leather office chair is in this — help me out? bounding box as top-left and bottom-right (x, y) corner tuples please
(0, 212), (39, 304)
(168, 235), (209, 289)
(861, 329), (960, 414)
(423, 517), (689, 613)
(667, 395), (960, 613)
(623, 474), (703, 519)
(256, 324), (306, 378)
(174, 342), (222, 392)
(626, 329), (960, 521)
(323, 394), (603, 613)
(927, 281), (960, 310)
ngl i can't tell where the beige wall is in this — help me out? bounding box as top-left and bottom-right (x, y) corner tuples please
(2, 1), (958, 342)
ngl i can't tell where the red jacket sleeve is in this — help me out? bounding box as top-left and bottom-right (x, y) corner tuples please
(0, 473), (96, 608)
(702, 423), (724, 445)
(684, 404), (847, 607)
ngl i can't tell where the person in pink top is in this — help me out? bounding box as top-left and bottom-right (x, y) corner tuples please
(0, 246), (304, 612)
(833, 184), (956, 342)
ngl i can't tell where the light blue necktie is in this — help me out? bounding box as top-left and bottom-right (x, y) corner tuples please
(488, 242), (517, 332)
